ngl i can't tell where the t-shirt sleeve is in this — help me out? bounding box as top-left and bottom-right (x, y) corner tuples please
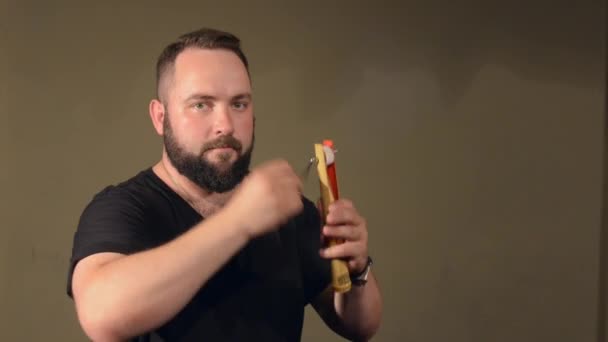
(66, 187), (152, 297)
(296, 197), (332, 304)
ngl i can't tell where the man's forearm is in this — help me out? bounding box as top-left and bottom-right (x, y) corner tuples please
(334, 272), (382, 341)
(74, 209), (250, 341)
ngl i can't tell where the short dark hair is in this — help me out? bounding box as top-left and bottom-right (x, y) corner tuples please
(155, 28), (249, 100)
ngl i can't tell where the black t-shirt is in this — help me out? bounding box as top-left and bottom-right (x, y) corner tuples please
(67, 168), (331, 342)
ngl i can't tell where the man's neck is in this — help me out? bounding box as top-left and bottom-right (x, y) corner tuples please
(152, 155), (235, 217)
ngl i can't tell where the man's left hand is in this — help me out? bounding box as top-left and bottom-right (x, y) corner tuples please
(319, 199), (369, 274)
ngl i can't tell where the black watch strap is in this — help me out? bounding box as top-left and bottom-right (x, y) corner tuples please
(350, 256), (373, 286)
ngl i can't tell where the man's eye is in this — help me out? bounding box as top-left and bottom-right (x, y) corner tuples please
(233, 102), (248, 110)
(193, 102), (214, 111)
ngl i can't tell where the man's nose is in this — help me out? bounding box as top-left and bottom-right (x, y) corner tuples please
(212, 105), (235, 136)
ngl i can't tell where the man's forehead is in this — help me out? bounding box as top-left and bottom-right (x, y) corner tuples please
(173, 48), (247, 77)
(170, 48), (251, 97)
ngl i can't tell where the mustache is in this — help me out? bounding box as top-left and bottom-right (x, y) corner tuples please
(201, 135), (243, 153)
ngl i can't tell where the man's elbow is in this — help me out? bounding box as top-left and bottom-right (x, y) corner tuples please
(349, 322), (381, 342)
(77, 311), (123, 342)
(75, 292), (130, 342)
(348, 310), (382, 341)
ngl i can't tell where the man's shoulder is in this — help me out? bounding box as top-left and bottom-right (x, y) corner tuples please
(84, 168), (163, 212)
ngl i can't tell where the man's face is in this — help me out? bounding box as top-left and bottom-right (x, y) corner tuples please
(161, 48), (254, 192)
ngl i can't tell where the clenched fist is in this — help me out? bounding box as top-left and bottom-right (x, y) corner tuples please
(225, 160), (303, 239)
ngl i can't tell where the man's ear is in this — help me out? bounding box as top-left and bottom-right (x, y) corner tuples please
(149, 99), (165, 136)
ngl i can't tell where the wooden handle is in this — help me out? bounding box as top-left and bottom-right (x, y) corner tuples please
(314, 143), (351, 293)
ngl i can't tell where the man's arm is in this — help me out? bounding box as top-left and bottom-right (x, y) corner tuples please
(71, 160), (303, 342)
(312, 273), (382, 341)
(311, 199), (383, 341)
(72, 210), (249, 342)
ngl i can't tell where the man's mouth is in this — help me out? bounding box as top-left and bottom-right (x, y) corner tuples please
(209, 146), (235, 151)
(202, 135), (243, 154)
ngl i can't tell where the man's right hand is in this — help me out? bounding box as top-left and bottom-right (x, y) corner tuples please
(71, 160), (304, 341)
(226, 159), (304, 239)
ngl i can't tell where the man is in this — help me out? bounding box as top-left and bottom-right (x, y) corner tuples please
(67, 28), (382, 342)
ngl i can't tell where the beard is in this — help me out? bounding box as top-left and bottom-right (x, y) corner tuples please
(163, 113), (253, 193)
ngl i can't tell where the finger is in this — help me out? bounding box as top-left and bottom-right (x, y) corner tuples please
(331, 199), (354, 210)
(326, 206), (361, 225)
(286, 166), (303, 191)
(348, 258), (369, 274)
(281, 176), (302, 194)
(319, 241), (365, 260)
(322, 224), (361, 241)
(277, 171), (302, 193)
(273, 160), (299, 182)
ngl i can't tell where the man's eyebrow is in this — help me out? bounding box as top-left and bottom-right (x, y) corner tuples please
(184, 93), (217, 102)
(183, 93), (252, 102)
(232, 93), (252, 101)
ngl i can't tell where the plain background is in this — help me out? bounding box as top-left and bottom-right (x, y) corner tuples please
(0, 0), (605, 341)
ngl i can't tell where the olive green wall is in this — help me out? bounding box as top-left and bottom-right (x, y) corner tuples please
(0, 1), (605, 341)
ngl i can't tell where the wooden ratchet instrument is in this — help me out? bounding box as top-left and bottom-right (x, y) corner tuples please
(314, 140), (351, 293)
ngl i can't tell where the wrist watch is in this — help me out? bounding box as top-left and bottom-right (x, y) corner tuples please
(350, 256), (373, 286)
